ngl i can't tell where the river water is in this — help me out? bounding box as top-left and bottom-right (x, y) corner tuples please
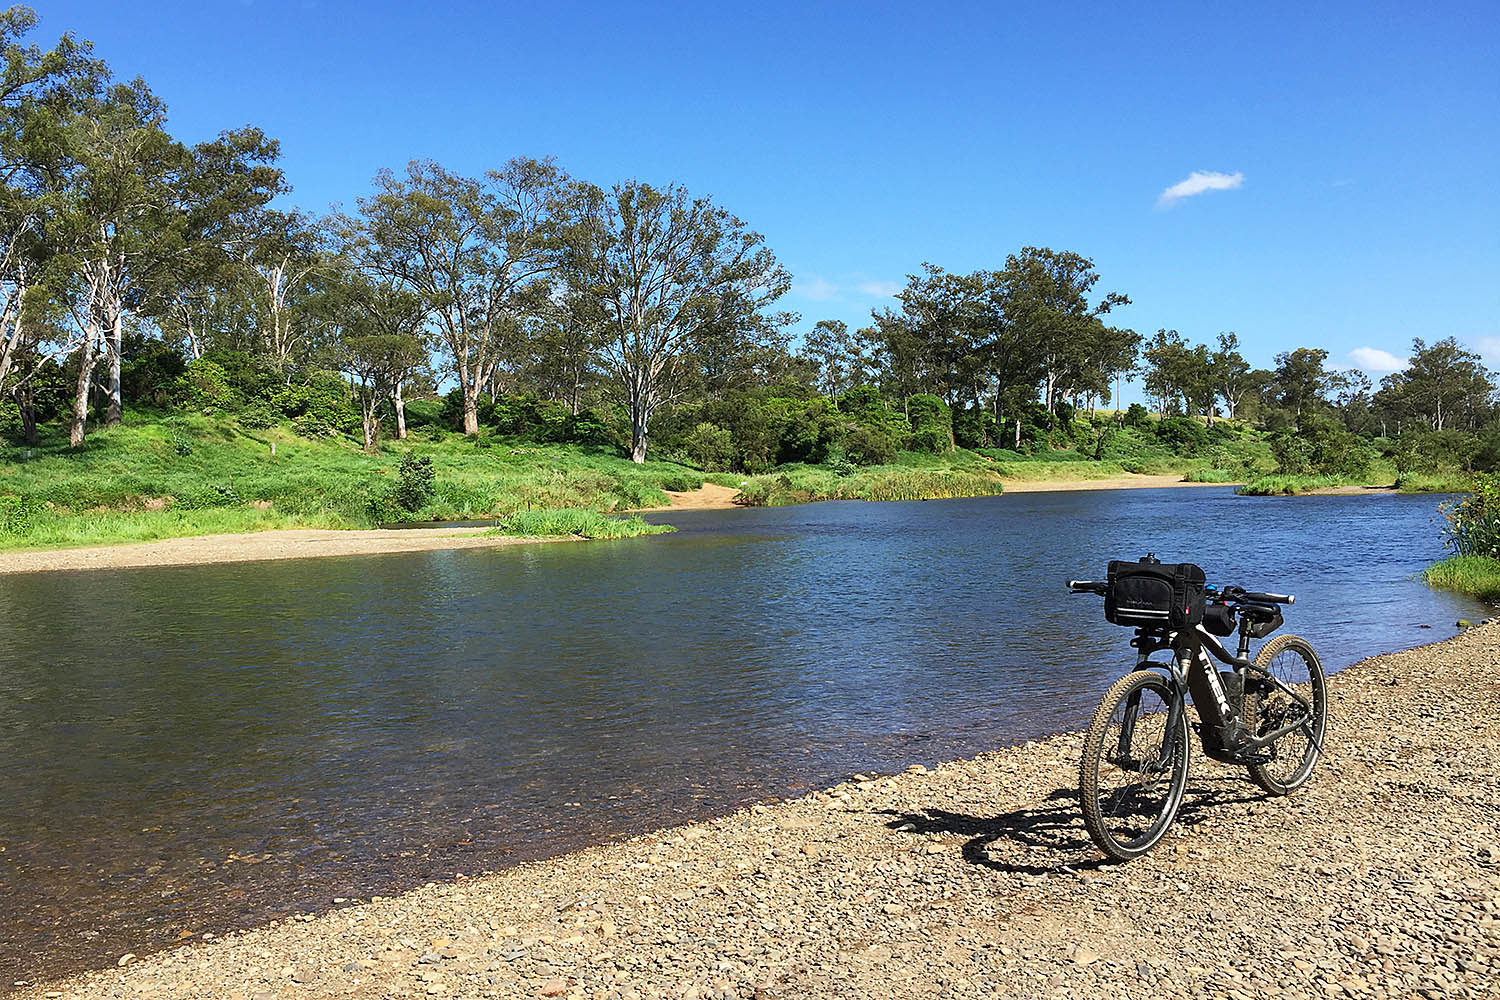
(0, 487), (1483, 982)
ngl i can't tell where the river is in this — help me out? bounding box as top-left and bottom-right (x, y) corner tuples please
(0, 487), (1483, 983)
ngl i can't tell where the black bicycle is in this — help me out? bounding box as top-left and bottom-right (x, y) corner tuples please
(1066, 555), (1328, 860)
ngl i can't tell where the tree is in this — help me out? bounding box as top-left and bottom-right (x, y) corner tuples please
(1401, 337), (1492, 432)
(1143, 329), (1213, 418)
(802, 318), (871, 397)
(998, 247), (1128, 417)
(337, 332), (426, 452)
(353, 157), (568, 436)
(565, 180), (789, 463)
(1272, 347), (1334, 421)
(239, 209), (324, 375)
(1210, 332), (1254, 420)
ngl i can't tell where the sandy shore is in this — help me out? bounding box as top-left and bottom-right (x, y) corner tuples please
(628, 483), (745, 512)
(0, 527), (571, 576)
(18, 624), (1499, 999)
(995, 473), (1228, 493)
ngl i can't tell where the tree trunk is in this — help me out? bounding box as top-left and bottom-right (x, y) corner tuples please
(362, 407), (377, 453)
(630, 403), (649, 463)
(14, 389), (35, 445)
(461, 379), (480, 436)
(1014, 417), (1021, 450)
(70, 331), (99, 448)
(393, 380), (407, 440)
(106, 303), (123, 426)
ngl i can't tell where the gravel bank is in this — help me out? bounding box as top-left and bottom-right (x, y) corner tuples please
(15, 624), (1499, 1000)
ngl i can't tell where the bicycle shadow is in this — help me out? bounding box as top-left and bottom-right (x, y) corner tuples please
(880, 776), (1266, 875)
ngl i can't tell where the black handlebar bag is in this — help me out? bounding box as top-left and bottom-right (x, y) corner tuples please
(1104, 559), (1207, 628)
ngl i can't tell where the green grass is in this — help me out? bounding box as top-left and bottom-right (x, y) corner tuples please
(1394, 472), (1473, 493)
(1236, 475), (1362, 496)
(1424, 555), (1500, 603)
(1237, 465), (1470, 495)
(0, 413), (704, 551)
(485, 508), (673, 539)
(735, 452), (1003, 506)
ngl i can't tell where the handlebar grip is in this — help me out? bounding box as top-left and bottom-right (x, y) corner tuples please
(1244, 591), (1295, 605)
(1067, 580), (1107, 595)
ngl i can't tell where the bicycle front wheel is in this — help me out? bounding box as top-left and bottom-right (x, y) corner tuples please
(1079, 670), (1190, 861)
(1246, 633), (1327, 795)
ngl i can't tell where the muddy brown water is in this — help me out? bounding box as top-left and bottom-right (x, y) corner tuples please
(0, 487), (1484, 985)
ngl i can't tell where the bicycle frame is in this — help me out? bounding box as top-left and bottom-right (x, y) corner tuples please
(1127, 620), (1320, 756)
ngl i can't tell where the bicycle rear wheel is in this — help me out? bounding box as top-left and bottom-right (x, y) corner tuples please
(1246, 634), (1327, 794)
(1079, 670), (1190, 860)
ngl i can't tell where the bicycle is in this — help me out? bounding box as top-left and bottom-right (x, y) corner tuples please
(1066, 555), (1328, 860)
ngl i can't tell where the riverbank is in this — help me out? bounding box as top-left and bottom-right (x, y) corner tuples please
(0, 526), (580, 575)
(996, 473), (1222, 493)
(19, 623), (1498, 999)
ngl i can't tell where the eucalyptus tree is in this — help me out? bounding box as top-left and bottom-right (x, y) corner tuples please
(803, 319), (871, 397)
(1210, 332), (1254, 420)
(349, 276), (429, 438)
(565, 179), (790, 463)
(337, 331), (427, 453)
(998, 247), (1128, 417)
(0, 5), (103, 425)
(237, 208), (321, 376)
(353, 157), (568, 436)
(1400, 337), (1492, 432)
(527, 291), (604, 415)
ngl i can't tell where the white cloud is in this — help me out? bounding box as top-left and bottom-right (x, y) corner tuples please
(856, 280), (901, 298)
(794, 275), (839, 302)
(1348, 347), (1407, 373)
(1474, 336), (1500, 365)
(1157, 170), (1245, 208)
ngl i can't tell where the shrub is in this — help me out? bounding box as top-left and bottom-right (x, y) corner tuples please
(176, 482), (242, 510)
(0, 494), (38, 535)
(1124, 403), (1150, 427)
(953, 406), (998, 449)
(121, 336), (188, 408)
(176, 359), (236, 414)
(291, 413), (335, 438)
(842, 423), (897, 465)
(392, 454), (437, 512)
(1154, 416), (1207, 452)
(1440, 473), (1500, 558)
(238, 405), (277, 429)
(776, 399), (840, 464)
(684, 422), (734, 472)
(907, 394), (953, 453)
(171, 431), (194, 457)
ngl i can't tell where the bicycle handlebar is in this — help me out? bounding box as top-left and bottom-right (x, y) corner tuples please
(1217, 585), (1295, 605)
(1066, 580), (1296, 604)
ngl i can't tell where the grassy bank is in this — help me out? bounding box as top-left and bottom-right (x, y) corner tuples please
(486, 508), (672, 539)
(1424, 555), (1500, 603)
(1236, 466), (1471, 495)
(5, 409), (1443, 552)
(0, 413), (1014, 551)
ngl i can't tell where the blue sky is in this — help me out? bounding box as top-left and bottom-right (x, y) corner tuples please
(44, 0), (1500, 394)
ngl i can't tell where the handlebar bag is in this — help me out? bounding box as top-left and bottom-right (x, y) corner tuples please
(1105, 559), (1207, 628)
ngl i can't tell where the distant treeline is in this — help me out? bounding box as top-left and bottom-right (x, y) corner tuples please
(0, 7), (1494, 482)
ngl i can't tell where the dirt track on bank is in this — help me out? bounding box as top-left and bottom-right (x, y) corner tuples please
(16, 622), (1499, 999)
